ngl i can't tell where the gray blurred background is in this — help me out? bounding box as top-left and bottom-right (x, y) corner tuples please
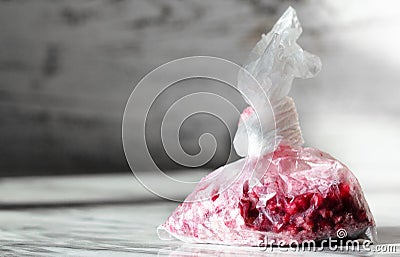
(1, 0), (399, 177)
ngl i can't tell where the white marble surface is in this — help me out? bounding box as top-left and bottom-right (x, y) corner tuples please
(0, 173), (399, 256)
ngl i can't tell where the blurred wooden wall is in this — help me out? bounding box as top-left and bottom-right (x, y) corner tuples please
(2, 0), (397, 176)
(0, 0), (287, 176)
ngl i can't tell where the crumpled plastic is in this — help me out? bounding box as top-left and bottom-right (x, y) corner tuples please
(158, 7), (376, 246)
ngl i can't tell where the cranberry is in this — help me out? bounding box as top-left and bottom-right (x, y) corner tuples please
(240, 180), (372, 239)
(161, 145), (375, 246)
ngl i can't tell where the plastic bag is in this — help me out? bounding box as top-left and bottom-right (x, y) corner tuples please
(158, 7), (375, 246)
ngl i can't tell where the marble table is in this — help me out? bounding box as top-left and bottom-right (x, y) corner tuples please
(1, 173), (399, 256)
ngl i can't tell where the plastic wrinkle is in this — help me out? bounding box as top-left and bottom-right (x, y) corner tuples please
(158, 6), (376, 246)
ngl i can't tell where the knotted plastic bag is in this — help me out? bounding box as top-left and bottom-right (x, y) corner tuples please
(158, 7), (375, 246)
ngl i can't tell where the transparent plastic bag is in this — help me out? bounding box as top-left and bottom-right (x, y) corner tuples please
(158, 7), (375, 246)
